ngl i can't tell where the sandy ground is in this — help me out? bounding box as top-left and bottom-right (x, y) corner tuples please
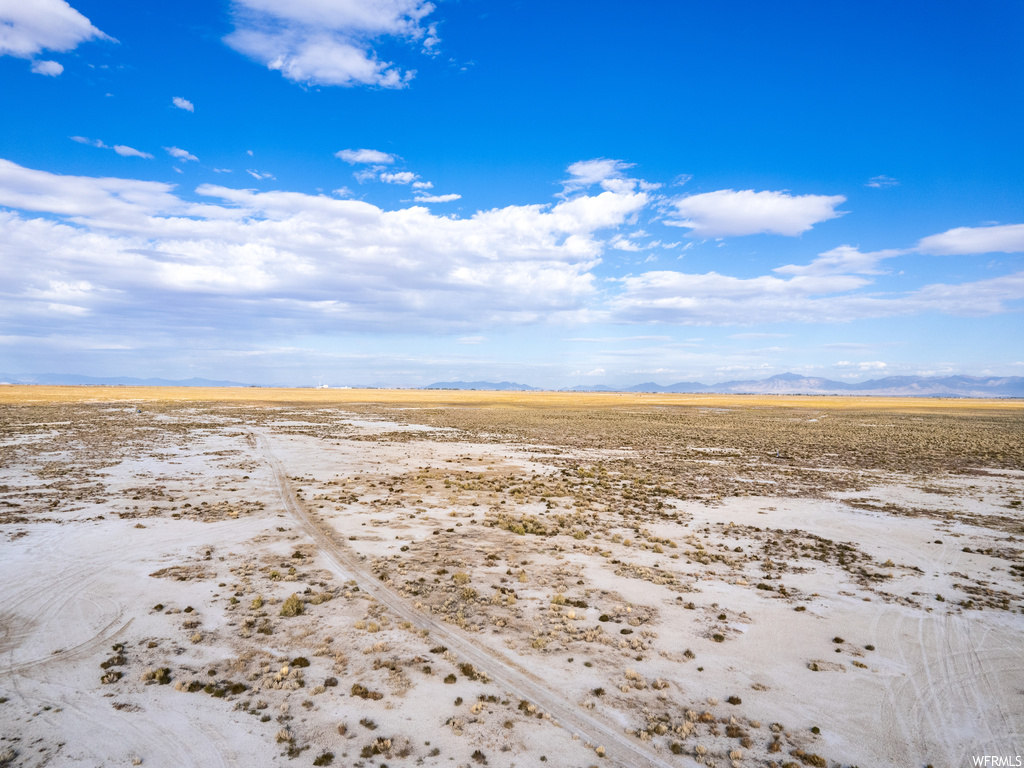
(1, 393), (1022, 768)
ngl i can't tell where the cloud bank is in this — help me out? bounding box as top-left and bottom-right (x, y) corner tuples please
(0, 158), (1020, 358)
(0, 159), (646, 344)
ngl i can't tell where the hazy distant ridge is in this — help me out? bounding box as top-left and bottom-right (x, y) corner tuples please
(566, 373), (1024, 397)
(425, 381), (540, 391)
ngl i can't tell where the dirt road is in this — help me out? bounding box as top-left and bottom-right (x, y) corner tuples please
(257, 432), (687, 768)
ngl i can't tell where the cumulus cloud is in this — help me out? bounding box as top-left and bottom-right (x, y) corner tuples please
(164, 146), (199, 162)
(916, 223), (1024, 255)
(0, 0), (110, 67)
(379, 171), (417, 184)
(224, 0), (437, 87)
(336, 148), (396, 164)
(172, 96), (195, 112)
(30, 59), (63, 76)
(414, 193), (459, 203)
(666, 189), (846, 237)
(412, 180), (433, 189)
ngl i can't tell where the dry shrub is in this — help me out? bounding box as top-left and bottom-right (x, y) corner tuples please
(280, 594), (304, 617)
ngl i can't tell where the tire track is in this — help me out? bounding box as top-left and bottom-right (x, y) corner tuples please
(2, 616), (133, 676)
(876, 608), (1024, 767)
(256, 432), (686, 768)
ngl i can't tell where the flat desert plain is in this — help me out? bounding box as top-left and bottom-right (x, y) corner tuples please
(1, 386), (1022, 768)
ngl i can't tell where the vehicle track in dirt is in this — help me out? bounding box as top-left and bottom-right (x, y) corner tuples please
(256, 432), (687, 768)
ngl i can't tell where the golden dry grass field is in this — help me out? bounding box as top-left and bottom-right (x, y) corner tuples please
(3, 384), (1023, 410)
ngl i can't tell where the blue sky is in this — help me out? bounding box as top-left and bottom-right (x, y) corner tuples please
(1, 0), (1022, 387)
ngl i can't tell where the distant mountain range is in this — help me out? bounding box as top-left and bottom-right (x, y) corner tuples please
(3, 372), (1022, 398)
(444, 373), (1024, 398)
(568, 373), (1024, 397)
(425, 380), (540, 391)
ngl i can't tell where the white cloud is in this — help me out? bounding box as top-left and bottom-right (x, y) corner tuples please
(457, 336), (484, 344)
(414, 193), (459, 203)
(609, 242), (1024, 325)
(172, 96), (195, 112)
(224, 0), (436, 88)
(336, 148), (395, 164)
(352, 167), (380, 183)
(113, 145), (153, 159)
(246, 169), (275, 180)
(421, 21), (439, 55)
(773, 245), (902, 276)
(3, 155), (1017, 352)
(379, 171), (417, 184)
(0, 157), (647, 341)
(30, 59), (63, 76)
(0, 0), (110, 61)
(666, 189), (846, 237)
(609, 231), (665, 252)
(866, 175), (899, 188)
(164, 146), (199, 162)
(412, 180), (433, 189)
(565, 335), (672, 343)
(352, 166), (421, 185)
(71, 136), (152, 159)
(562, 158), (635, 195)
(916, 223), (1024, 255)
(836, 360), (888, 370)
(0, 158), (221, 226)
(609, 234), (640, 252)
